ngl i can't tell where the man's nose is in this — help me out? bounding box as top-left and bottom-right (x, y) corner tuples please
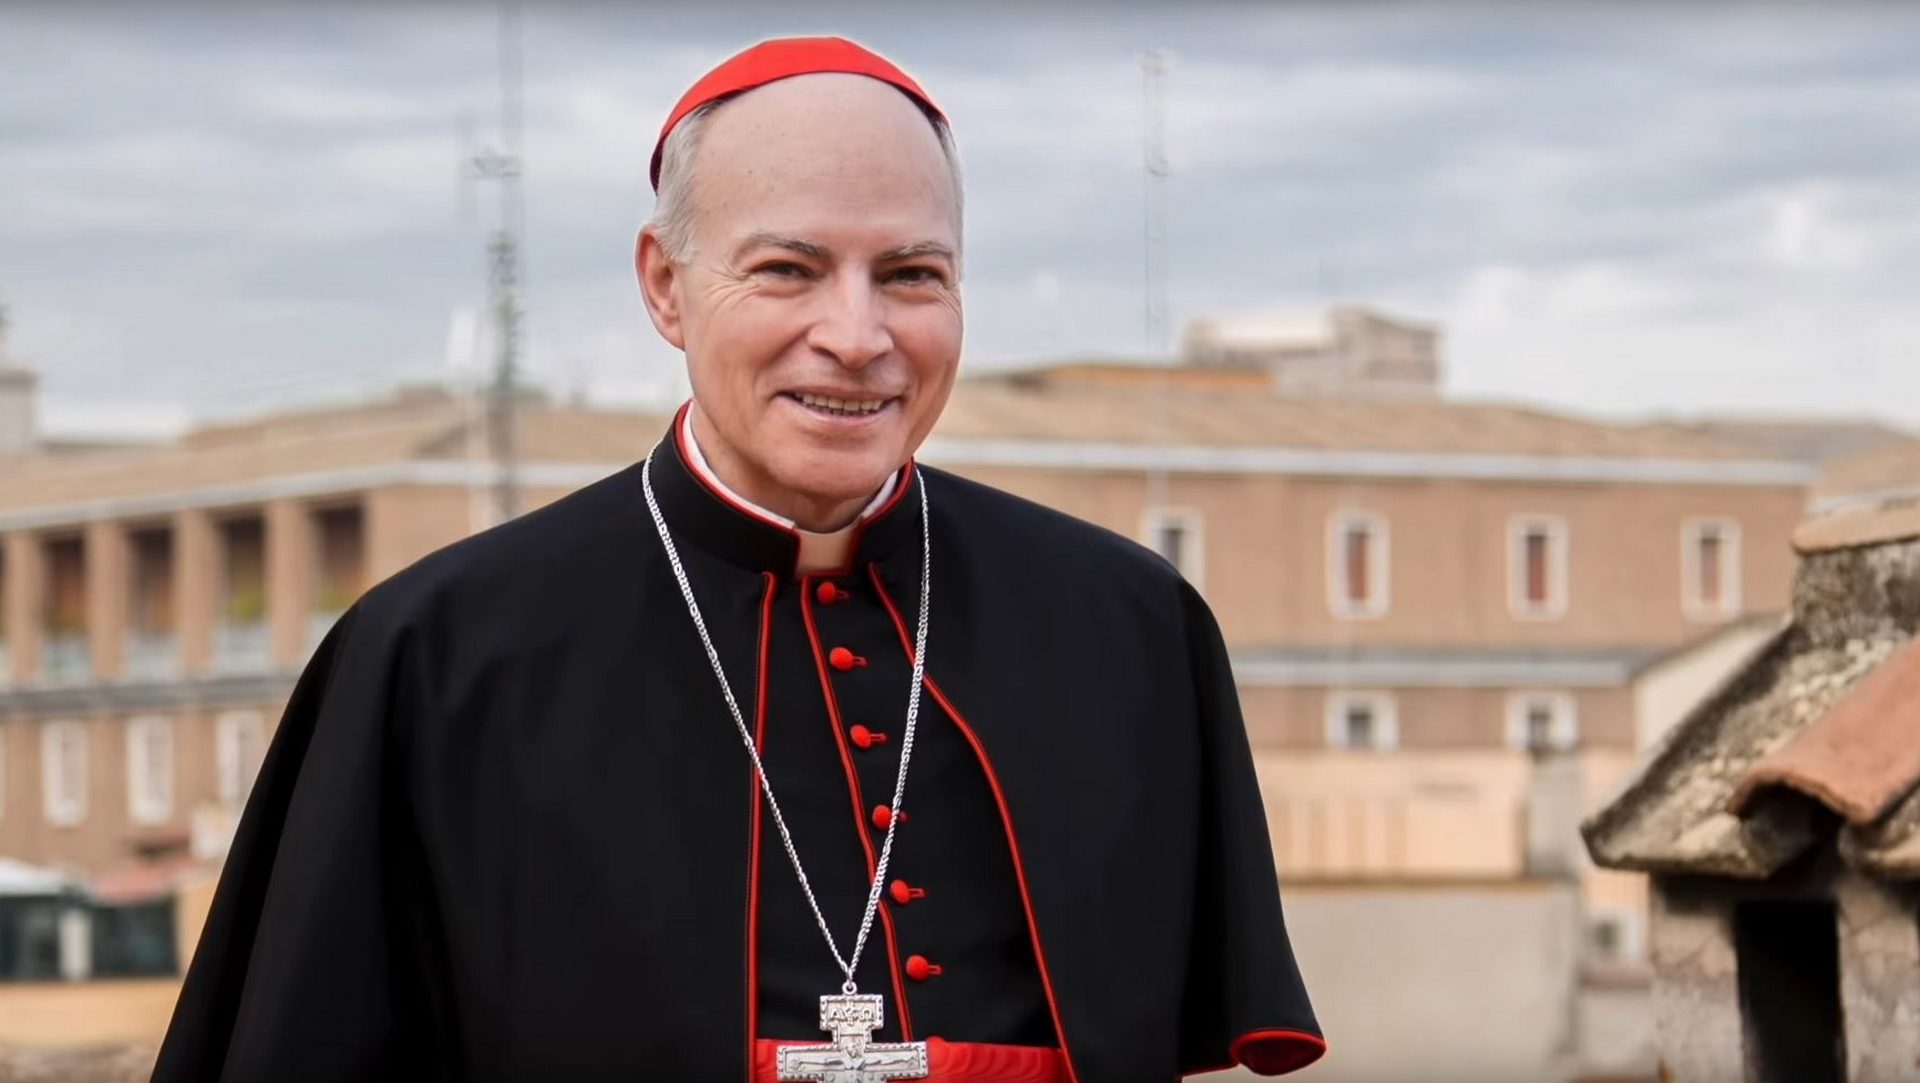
(808, 275), (893, 370)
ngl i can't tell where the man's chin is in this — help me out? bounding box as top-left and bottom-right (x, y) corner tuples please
(772, 455), (904, 516)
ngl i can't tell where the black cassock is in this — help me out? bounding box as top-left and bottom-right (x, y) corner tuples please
(154, 415), (1324, 1082)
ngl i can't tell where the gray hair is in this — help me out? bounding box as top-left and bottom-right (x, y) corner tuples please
(650, 95), (964, 265)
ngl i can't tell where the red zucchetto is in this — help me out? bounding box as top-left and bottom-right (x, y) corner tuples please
(649, 36), (946, 190)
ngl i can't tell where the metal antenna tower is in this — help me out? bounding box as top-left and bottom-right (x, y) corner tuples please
(1142, 50), (1171, 358)
(470, 2), (525, 525)
(1142, 50), (1172, 514)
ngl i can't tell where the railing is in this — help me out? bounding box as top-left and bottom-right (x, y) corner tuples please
(1255, 750), (1533, 880)
(212, 621), (271, 674)
(122, 631), (179, 681)
(38, 634), (92, 686)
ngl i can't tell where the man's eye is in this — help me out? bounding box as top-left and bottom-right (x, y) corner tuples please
(887, 266), (945, 286)
(755, 261), (811, 278)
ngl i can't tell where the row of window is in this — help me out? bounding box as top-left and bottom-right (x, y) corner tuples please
(1143, 507), (1743, 622)
(1324, 690), (1580, 753)
(0, 713), (266, 828)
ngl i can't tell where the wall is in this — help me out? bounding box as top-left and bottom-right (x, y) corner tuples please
(0, 706), (279, 874)
(1273, 880), (1642, 1083)
(945, 465), (1804, 652)
(1239, 686), (1634, 750)
(1633, 619), (1781, 754)
(0, 978), (178, 1047)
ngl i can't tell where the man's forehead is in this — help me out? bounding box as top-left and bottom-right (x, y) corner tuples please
(691, 79), (959, 235)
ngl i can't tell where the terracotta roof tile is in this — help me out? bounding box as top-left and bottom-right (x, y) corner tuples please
(1728, 636), (1920, 825)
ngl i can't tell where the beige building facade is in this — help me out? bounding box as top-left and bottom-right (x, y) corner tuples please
(0, 339), (1824, 1076)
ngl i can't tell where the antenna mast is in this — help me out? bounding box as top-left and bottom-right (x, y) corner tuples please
(1142, 49), (1170, 357)
(470, 1), (525, 525)
(1142, 50), (1171, 514)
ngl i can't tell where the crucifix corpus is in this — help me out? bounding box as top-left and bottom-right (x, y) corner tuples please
(777, 993), (929, 1082)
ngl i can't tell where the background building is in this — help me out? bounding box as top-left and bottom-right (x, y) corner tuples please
(0, 307), (1844, 1081)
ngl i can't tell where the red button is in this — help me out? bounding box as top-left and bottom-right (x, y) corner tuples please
(816, 581), (847, 605)
(889, 880), (925, 906)
(829, 647), (866, 671)
(850, 725), (888, 750)
(905, 955), (943, 981)
(871, 805), (909, 830)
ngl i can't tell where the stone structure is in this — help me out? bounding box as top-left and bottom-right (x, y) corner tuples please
(1178, 303), (1442, 398)
(1585, 501), (1920, 1083)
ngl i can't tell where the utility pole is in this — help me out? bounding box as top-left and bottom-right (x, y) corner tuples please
(470, 2), (525, 525)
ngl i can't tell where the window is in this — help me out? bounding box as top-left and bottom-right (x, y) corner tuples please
(40, 535), (91, 683)
(125, 526), (178, 680)
(127, 527), (176, 635)
(1327, 510), (1389, 619)
(1140, 507), (1204, 587)
(125, 715), (174, 825)
(1587, 910), (1645, 964)
(1683, 518), (1742, 620)
(41, 719), (88, 826)
(1508, 515), (1568, 619)
(216, 710), (266, 808)
(215, 515), (270, 673)
(1507, 692), (1578, 753)
(313, 503), (367, 616)
(1325, 691), (1398, 751)
(90, 899), (178, 978)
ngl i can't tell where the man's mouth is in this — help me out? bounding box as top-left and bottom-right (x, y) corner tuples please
(785, 391), (891, 418)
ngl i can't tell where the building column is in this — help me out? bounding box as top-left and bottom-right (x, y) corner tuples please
(266, 499), (315, 668)
(3, 531), (44, 683)
(1838, 872), (1920, 1083)
(174, 509), (217, 676)
(83, 519), (128, 680)
(1648, 877), (1743, 1082)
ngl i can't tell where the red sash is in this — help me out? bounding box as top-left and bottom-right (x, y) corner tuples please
(753, 1037), (1069, 1082)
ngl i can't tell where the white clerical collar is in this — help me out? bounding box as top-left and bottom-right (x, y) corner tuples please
(680, 407), (901, 531)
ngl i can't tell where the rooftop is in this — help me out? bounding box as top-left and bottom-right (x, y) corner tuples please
(1817, 437), (1920, 510)
(1584, 518), (1920, 880)
(0, 373), (1817, 518)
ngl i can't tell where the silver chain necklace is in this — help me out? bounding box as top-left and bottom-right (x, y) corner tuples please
(641, 454), (933, 1082)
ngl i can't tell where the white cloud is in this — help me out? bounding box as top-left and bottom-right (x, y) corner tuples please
(1760, 183), (1889, 271)
(2, 2), (1918, 435)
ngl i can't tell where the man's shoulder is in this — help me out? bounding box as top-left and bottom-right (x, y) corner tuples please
(355, 462), (649, 627)
(922, 466), (1183, 587)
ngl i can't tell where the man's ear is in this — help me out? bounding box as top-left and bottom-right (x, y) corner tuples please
(636, 227), (686, 350)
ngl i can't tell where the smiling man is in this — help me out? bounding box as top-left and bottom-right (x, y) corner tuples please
(153, 38), (1322, 1083)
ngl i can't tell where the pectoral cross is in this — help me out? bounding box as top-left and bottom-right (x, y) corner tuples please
(777, 993), (929, 1083)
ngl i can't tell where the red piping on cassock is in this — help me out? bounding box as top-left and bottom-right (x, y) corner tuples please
(799, 575), (915, 1037)
(743, 574), (777, 1077)
(867, 566), (1082, 1083)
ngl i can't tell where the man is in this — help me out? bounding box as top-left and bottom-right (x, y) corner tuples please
(153, 37), (1323, 1083)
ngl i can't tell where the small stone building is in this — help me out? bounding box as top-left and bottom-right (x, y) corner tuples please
(1584, 502), (1920, 1083)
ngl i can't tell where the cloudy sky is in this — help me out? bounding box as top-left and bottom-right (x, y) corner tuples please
(3, 2), (1918, 437)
